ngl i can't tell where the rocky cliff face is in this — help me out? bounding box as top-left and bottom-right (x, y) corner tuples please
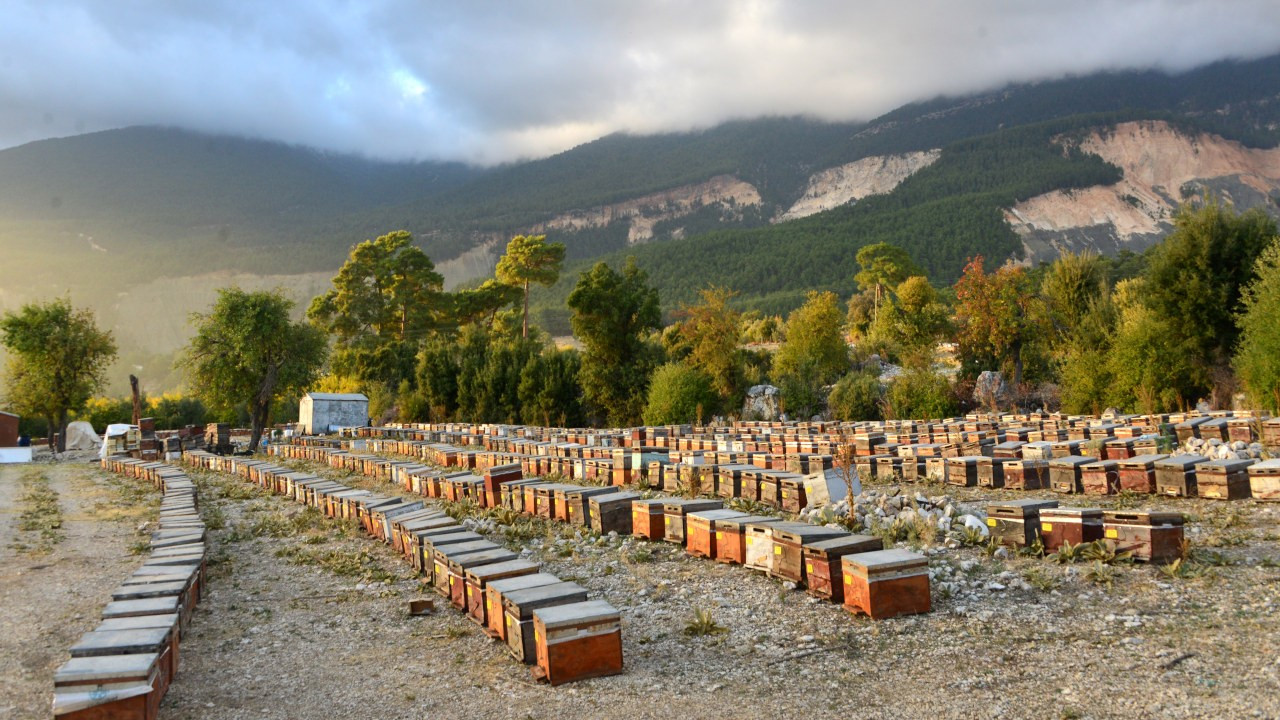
(778, 150), (941, 221)
(1008, 121), (1280, 263)
(529, 174), (762, 245)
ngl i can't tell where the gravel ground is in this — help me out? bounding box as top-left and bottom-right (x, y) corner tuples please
(0, 454), (157, 720)
(164, 455), (1280, 720)
(5, 454), (1278, 719)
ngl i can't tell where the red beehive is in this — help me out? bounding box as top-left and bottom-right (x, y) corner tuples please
(1080, 459), (1121, 495)
(630, 499), (668, 540)
(841, 549), (931, 620)
(464, 559), (540, 626)
(711, 515), (779, 565)
(1103, 511), (1184, 563)
(803, 534), (883, 603)
(1116, 454), (1167, 494)
(1037, 507), (1103, 553)
(531, 600), (623, 685)
(685, 509), (749, 559)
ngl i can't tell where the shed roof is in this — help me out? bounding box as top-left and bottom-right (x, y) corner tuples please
(304, 392), (369, 402)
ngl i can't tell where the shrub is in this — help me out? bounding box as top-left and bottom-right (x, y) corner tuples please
(884, 368), (957, 419)
(643, 362), (718, 425)
(828, 370), (884, 421)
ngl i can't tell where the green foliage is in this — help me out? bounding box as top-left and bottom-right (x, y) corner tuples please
(1, 298), (117, 449)
(518, 349), (586, 427)
(643, 362), (718, 426)
(181, 288), (327, 451)
(954, 256), (1048, 385)
(677, 286), (743, 402)
(74, 396), (134, 432)
(496, 234), (566, 338)
(828, 370), (885, 421)
(855, 242), (923, 322)
(1106, 281), (1203, 413)
(774, 291), (848, 385)
(870, 276), (951, 368)
(884, 369), (957, 420)
(453, 328), (541, 424)
(1233, 239), (1280, 413)
(307, 230), (447, 388)
(567, 259), (662, 425)
(1143, 200), (1277, 375)
(1042, 250), (1108, 339)
(147, 393), (209, 429)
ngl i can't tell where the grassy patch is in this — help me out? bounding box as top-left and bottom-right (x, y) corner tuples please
(11, 469), (64, 554)
(274, 545), (402, 584)
(1023, 566), (1059, 592)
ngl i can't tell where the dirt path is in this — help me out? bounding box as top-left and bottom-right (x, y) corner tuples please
(0, 460), (154, 720)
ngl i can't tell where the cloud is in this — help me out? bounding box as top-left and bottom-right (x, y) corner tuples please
(1, 0), (1278, 164)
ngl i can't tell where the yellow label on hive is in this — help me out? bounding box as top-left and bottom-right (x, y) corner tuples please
(843, 573), (852, 584)
(715, 531), (723, 539)
(986, 518), (997, 527)
(774, 545), (782, 555)
(1105, 528), (1118, 538)
(1042, 522), (1053, 532)
(805, 563), (813, 573)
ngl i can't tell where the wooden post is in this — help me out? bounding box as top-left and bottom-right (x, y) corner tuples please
(130, 375), (142, 425)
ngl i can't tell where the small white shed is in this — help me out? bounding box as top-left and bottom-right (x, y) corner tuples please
(299, 392), (369, 435)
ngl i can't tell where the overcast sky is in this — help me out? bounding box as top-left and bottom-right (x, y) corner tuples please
(2, 1), (1279, 165)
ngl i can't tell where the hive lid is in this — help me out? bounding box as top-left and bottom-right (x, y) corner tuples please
(1118, 453), (1170, 468)
(589, 490), (640, 505)
(533, 599), (620, 629)
(433, 540), (499, 558)
(987, 499), (1059, 515)
(802, 534), (881, 555)
(1050, 455), (1096, 467)
(70, 627), (172, 655)
(447, 548), (518, 569)
(1080, 459), (1120, 470)
(1200, 458), (1256, 472)
(1153, 454), (1209, 470)
(662, 498), (724, 512)
(714, 515), (777, 531)
(465, 558), (539, 582)
(486, 572), (561, 595)
(101, 596), (180, 617)
(1249, 458), (1280, 471)
(54, 653), (158, 685)
(502, 581), (589, 614)
(95, 614), (179, 632)
(774, 524), (848, 543)
(687, 509), (749, 524)
(841, 548), (927, 572)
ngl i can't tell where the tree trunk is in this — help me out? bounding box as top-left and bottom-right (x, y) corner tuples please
(1012, 337), (1024, 389)
(248, 364), (279, 454)
(56, 407), (68, 453)
(522, 280), (530, 338)
(129, 375), (142, 425)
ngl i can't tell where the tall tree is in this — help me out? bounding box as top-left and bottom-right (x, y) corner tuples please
(773, 291), (848, 418)
(854, 242), (922, 321)
(954, 256), (1046, 386)
(1234, 239), (1280, 413)
(1143, 200), (1276, 371)
(1041, 249), (1107, 340)
(1, 299), (116, 451)
(871, 275), (951, 369)
(308, 230), (447, 387)
(567, 259), (662, 426)
(496, 234), (566, 338)
(677, 286), (742, 402)
(183, 288), (327, 453)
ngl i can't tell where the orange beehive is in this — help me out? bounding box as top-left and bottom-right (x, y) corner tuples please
(531, 600), (623, 685)
(841, 549), (930, 620)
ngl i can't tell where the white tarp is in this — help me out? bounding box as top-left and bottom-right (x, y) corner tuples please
(64, 420), (101, 451)
(100, 423), (136, 459)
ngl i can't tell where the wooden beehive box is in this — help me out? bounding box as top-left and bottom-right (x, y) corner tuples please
(1049, 455), (1093, 494)
(1111, 453), (1164, 494)
(662, 498), (724, 544)
(716, 463), (753, 500)
(405, 522), (463, 571)
(685, 509), (749, 559)
(531, 600), (623, 685)
(1103, 511), (1184, 563)
(501, 479), (542, 513)
(1154, 454), (1209, 497)
(630, 498), (668, 540)
(946, 456), (982, 487)
(423, 534), (486, 586)
(744, 521), (790, 573)
(446, 548), (520, 609)
(992, 440), (1025, 459)
(874, 456), (903, 483)
(1248, 458), (1280, 502)
(1263, 418), (1280, 452)
(1080, 459), (1121, 495)
(435, 538), (504, 594)
(802, 534), (883, 603)
(1038, 507), (1103, 552)
(589, 491), (639, 535)
(986, 499), (1058, 547)
(1197, 458), (1255, 500)
(779, 475), (809, 513)
(53, 652), (163, 720)
(1003, 459), (1048, 490)
(841, 549), (930, 620)
(503, 581), (589, 664)
(464, 558), (540, 626)
(534, 483), (576, 519)
(1049, 440), (1089, 459)
(977, 457), (1016, 488)
(925, 456), (949, 482)
(771, 523), (853, 585)
(712, 515), (779, 565)
(564, 486), (619, 527)
(485, 572), (562, 640)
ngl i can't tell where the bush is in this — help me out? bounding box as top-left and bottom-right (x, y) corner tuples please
(643, 362), (718, 425)
(885, 368), (957, 419)
(828, 370), (884, 421)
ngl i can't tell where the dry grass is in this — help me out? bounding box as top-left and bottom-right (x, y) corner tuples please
(10, 469), (63, 555)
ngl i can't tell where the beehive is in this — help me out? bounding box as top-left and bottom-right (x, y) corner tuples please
(841, 549), (930, 620)
(1103, 511), (1184, 563)
(1038, 507), (1103, 553)
(531, 600), (623, 685)
(803, 534), (883, 603)
(986, 499), (1059, 547)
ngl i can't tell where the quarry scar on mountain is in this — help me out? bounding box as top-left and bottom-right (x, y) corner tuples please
(1008, 120), (1280, 262)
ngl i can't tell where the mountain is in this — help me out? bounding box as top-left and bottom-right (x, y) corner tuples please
(3, 53), (1280, 388)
